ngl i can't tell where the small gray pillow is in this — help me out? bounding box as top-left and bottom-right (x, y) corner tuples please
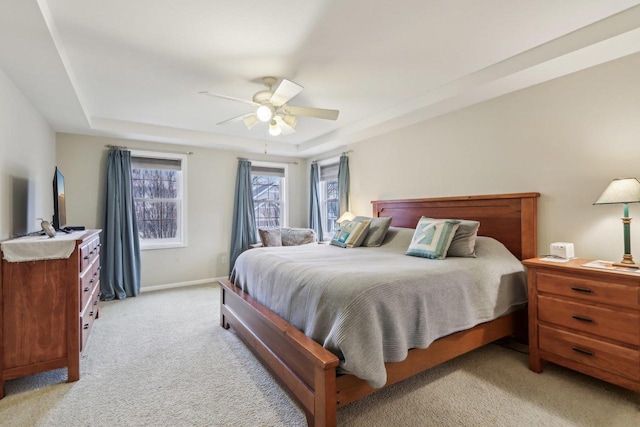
(353, 216), (393, 247)
(281, 227), (316, 246)
(258, 228), (282, 247)
(447, 220), (480, 257)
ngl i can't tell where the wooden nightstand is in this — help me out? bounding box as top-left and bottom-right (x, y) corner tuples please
(523, 258), (640, 393)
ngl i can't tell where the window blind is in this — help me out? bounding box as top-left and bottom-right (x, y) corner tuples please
(251, 165), (285, 178)
(320, 163), (339, 181)
(131, 156), (182, 171)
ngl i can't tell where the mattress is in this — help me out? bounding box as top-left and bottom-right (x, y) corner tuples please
(231, 227), (527, 388)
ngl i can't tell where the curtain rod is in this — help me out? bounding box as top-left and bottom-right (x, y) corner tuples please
(237, 157), (298, 165)
(106, 145), (194, 155)
(312, 150), (353, 164)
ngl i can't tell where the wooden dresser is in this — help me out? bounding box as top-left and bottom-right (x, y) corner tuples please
(0, 229), (101, 398)
(523, 258), (640, 392)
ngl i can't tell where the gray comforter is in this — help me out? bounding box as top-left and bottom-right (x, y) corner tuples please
(231, 227), (527, 388)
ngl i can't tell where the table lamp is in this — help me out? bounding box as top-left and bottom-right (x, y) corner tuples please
(593, 177), (640, 268)
(336, 211), (355, 227)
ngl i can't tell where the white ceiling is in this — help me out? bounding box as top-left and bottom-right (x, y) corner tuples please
(2, 0), (640, 157)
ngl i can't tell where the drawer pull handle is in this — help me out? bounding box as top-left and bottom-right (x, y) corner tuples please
(571, 286), (593, 294)
(84, 286), (90, 292)
(90, 311), (94, 317)
(89, 279), (94, 284)
(83, 255), (90, 260)
(572, 314), (594, 323)
(572, 346), (594, 356)
(83, 323), (90, 330)
(93, 300), (98, 306)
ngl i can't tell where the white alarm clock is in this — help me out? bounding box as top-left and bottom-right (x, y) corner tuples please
(550, 242), (575, 259)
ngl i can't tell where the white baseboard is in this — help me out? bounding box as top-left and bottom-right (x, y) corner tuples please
(140, 276), (227, 293)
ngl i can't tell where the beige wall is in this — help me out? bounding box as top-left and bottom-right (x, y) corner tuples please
(344, 52), (640, 262)
(56, 134), (306, 288)
(0, 68), (56, 240)
(11, 51), (640, 288)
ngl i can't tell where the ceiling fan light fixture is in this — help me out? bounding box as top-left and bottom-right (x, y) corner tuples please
(256, 104), (274, 122)
(268, 120), (282, 136)
(243, 114), (258, 129)
(282, 114), (298, 128)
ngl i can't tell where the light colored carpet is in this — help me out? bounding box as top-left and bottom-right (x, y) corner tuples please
(0, 284), (638, 426)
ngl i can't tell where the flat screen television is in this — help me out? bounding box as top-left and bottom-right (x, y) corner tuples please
(52, 167), (67, 231)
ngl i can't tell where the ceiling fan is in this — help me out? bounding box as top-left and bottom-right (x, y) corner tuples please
(199, 76), (339, 136)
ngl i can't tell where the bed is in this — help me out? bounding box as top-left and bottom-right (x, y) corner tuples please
(219, 192), (539, 426)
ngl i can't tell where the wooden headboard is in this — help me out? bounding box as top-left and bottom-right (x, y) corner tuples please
(371, 192), (540, 260)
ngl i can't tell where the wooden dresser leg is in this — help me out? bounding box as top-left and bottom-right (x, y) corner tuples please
(0, 380), (5, 399)
(68, 362), (80, 382)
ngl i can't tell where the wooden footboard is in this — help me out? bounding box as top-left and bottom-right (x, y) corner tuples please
(220, 279), (524, 426)
(220, 279), (340, 427)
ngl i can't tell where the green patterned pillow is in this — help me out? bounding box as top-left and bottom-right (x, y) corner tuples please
(406, 218), (461, 259)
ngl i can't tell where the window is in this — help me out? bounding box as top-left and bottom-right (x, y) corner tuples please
(251, 163), (288, 231)
(319, 161), (339, 237)
(131, 151), (187, 250)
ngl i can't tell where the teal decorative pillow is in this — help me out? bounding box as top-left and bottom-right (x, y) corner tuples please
(406, 218), (461, 259)
(331, 219), (371, 248)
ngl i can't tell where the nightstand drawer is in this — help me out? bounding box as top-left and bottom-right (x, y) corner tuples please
(538, 295), (640, 345)
(539, 325), (640, 381)
(537, 272), (639, 309)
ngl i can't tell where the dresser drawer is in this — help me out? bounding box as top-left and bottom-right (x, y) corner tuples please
(537, 272), (639, 309)
(79, 260), (100, 310)
(538, 295), (640, 345)
(80, 286), (100, 352)
(80, 238), (100, 273)
(539, 325), (640, 381)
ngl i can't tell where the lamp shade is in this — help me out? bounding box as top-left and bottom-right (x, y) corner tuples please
(243, 115), (258, 129)
(593, 178), (640, 205)
(337, 211), (355, 224)
(268, 120), (282, 136)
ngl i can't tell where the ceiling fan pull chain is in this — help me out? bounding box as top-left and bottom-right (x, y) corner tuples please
(264, 126), (268, 154)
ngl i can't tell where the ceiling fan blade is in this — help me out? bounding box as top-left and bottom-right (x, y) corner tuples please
(217, 113), (254, 126)
(284, 105), (339, 120)
(269, 79), (303, 107)
(199, 91), (259, 107)
(274, 115), (296, 135)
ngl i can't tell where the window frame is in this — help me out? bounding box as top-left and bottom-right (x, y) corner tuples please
(130, 150), (188, 251)
(251, 161), (289, 231)
(318, 157), (340, 240)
